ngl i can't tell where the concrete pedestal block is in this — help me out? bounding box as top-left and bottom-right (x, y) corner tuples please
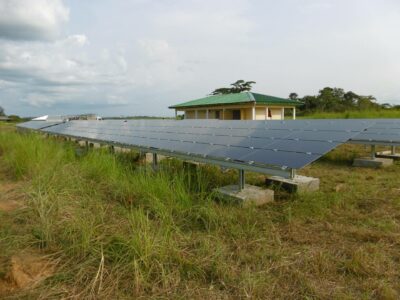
(353, 157), (393, 168)
(266, 175), (320, 193)
(375, 151), (400, 160)
(214, 184), (274, 206)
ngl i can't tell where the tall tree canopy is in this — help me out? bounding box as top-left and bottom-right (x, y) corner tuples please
(292, 87), (381, 113)
(211, 80), (256, 95)
(289, 92), (298, 100)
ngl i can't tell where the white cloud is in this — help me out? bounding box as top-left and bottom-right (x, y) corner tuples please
(0, 34), (132, 109)
(1, 0), (400, 117)
(0, 0), (69, 41)
(63, 34), (87, 47)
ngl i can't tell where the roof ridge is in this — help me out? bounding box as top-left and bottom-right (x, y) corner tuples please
(246, 91), (256, 101)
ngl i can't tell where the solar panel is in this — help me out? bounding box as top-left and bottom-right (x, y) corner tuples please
(16, 121), (63, 130)
(350, 119), (400, 145)
(17, 118), (400, 177)
(36, 119), (369, 170)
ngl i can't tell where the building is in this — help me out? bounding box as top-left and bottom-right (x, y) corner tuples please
(0, 116), (11, 122)
(169, 92), (301, 120)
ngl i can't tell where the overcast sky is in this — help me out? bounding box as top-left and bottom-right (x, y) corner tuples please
(0, 0), (399, 117)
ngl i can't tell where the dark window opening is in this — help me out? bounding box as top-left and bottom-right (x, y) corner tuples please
(232, 110), (241, 120)
(267, 109), (272, 118)
(215, 111), (220, 119)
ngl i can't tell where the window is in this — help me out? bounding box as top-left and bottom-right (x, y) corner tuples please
(215, 111), (220, 119)
(232, 110), (241, 120)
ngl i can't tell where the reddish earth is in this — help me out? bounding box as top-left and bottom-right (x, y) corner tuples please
(0, 252), (55, 295)
(0, 182), (25, 212)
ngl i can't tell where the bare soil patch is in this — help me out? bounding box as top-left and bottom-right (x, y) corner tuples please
(0, 252), (55, 296)
(0, 182), (25, 212)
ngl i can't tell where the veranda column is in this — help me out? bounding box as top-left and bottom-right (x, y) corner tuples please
(293, 107), (296, 120)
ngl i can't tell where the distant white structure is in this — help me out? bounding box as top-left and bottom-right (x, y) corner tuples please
(31, 114), (102, 122)
(32, 115), (49, 121)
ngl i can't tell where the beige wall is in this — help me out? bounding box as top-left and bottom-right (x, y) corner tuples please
(197, 110), (206, 119)
(181, 105), (293, 120)
(223, 110), (233, 120)
(185, 110), (195, 119)
(270, 108), (283, 120)
(255, 107), (266, 120)
(242, 108), (251, 120)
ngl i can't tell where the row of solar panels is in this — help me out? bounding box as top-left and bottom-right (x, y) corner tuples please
(17, 119), (400, 175)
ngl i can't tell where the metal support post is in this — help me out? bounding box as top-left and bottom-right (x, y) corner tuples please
(290, 169), (296, 180)
(152, 153), (158, 170)
(371, 145), (376, 159)
(391, 146), (396, 155)
(238, 169), (245, 191)
(138, 151), (147, 165)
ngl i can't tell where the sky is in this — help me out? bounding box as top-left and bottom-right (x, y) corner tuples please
(0, 0), (399, 117)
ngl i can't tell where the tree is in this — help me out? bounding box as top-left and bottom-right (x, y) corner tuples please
(297, 87), (386, 114)
(289, 93), (298, 100)
(211, 80), (256, 95)
(0, 106), (4, 116)
(381, 103), (392, 109)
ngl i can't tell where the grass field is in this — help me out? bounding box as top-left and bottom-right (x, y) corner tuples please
(0, 122), (400, 299)
(300, 109), (400, 119)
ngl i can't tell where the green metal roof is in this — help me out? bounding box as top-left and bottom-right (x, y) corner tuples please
(169, 92), (301, 109)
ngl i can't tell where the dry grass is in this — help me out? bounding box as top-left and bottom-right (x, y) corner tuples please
(0, 126), (399, 299)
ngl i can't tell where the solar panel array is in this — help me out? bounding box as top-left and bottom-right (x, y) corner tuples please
(16, 121), (62, 130)
(350, 119), (400, 145)
(34, 119), (374, 169)
(17, 119), (400, 176)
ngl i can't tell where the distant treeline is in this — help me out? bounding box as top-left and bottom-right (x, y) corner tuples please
(290, 87), (400, 114)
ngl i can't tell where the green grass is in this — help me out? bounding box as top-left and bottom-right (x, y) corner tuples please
(300, 109), (400, 119)
(0, 128), (400, 298)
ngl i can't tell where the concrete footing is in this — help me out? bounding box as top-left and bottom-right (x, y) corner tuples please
(266, 175), (320, 193)
(214, 184), (274, 206)
(375, 151), (400, 160)
(353, 157), (393, 168)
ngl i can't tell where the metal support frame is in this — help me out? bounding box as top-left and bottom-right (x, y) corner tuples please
(238, 169), (245, 190)
(371, 145), (376, 159)
(152, 153), (158, 170)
